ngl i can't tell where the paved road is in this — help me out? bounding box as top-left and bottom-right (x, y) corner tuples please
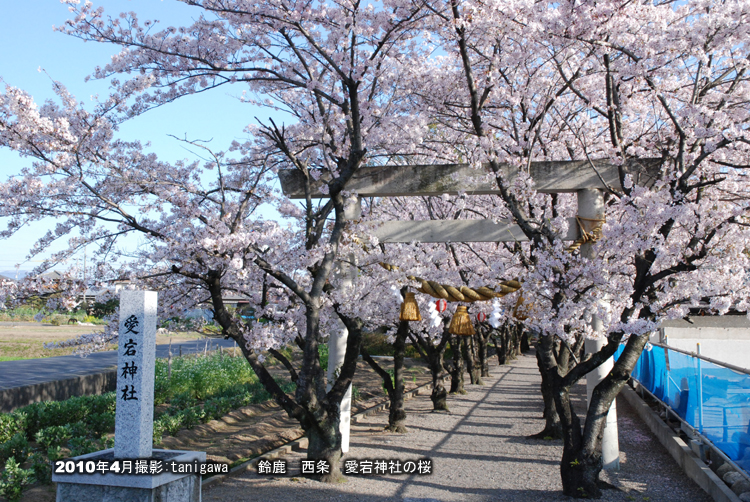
(0, 338), (238, 390)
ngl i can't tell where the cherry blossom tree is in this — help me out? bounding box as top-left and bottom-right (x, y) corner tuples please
(3, 0), (748, 494)
(0, 0), (430, 481)
(0, 266), (84, 319)
(416, 0), (750, 496)
(0, 277), (17, 311)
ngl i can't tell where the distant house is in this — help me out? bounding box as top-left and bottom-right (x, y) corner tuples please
(81, 280), (132, 303)
(38, 270), (64, 281)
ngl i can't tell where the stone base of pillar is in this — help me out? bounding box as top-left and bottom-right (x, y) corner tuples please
(52, 449), (205, 502)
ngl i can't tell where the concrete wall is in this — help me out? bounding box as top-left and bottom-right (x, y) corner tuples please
(659, 316), (750, 371)
(0, 370), (117, 413)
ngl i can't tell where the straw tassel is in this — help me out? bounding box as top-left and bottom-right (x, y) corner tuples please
(512, 294), (529, 321)
(399, 292), (422, 321)
(449, 306), (474, 336)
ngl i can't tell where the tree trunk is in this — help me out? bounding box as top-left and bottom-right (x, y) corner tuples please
(361, 322), (409, 433)
(448, 335), (466, 394)
(521, 330), (531, 353)
(477, 326), (490, 377)
(431, 370), (449, 411)
(494, 327), (507, 365)
(386, 322), (408, 433)
(529, 335), (563, 440)
(512, 325), (522, 358)
(539, 329), (649, 498)
(305, 416), (344, 482)
(408, 326), (450, 412)
(554, 381), (598, 498)
(506, 325), (516, 361)
(463, 336), (483, 385)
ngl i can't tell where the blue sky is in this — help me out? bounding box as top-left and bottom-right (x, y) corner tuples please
(0, 0), (284, 275)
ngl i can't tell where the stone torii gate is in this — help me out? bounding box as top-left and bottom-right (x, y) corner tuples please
(280, 158), (660, 470)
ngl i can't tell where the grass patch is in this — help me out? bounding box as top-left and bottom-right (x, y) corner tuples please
(154, 351), (258, 402)
(0, 307), (40, 323)
(0, 308), (109, 325)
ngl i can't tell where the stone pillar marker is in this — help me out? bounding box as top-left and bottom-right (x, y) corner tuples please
(115, 290), (158, 459)
(54, 288), (204, 502)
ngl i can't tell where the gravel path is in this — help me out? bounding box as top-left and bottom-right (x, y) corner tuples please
(203, 353), (712, 502)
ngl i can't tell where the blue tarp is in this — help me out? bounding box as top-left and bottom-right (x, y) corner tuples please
(616, 344), (750, 475)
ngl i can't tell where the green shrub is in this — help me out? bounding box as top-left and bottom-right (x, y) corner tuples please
(361, 330), (420, 358)
(31, 446), (64, 484)
(166, 415), (184, 436)
(318, 344), (329, 372)
(0, 305), (40, 322)
(154, 351), (258, 402)
(29, 451), (52, 485)
(154, 414), (184, 437)
(0, 351), (296, 463)
(0, 458), (34, 502)
(381, 369), (404, 396)
(84, 413), (115, 439)
(46, 446), (62, 463)
(0, 413), (26, 444)
(65, 421), (89, 440)
(34, 426), (71, 450)
(362, 331), (393, 356)
(181, 408), (201, 430)
(170, 392), (197, 411)
(0, 433), (29, 465)
(20, 393), (115, 439)
(91, 299), (118, 318)
(152, 422), (164, 446)
(68, 437), (97, 457)
(202, 401), (221, 421)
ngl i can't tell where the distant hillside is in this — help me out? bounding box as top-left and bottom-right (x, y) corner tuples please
(0, 270), (29, 280)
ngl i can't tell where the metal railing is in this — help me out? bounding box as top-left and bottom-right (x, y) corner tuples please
(651, 341), (750, 376)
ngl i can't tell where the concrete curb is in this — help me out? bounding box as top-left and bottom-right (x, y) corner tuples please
(621, 384), (741, 502)
(0, 369), (117, 413)
(201, 381), (432, 488)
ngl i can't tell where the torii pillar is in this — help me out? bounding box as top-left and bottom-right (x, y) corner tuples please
(578, 188), (620, 471)
(326, 195), (360, 453)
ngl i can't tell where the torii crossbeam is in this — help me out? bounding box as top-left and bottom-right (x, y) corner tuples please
(279, 159), (659, 243)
